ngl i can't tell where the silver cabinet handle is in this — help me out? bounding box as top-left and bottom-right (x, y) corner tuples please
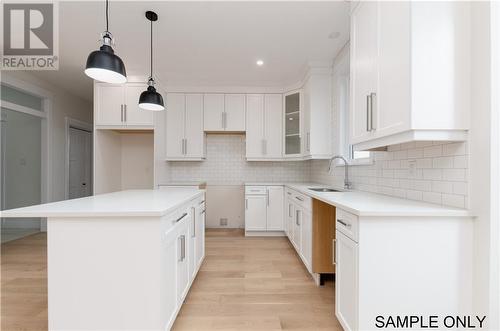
(307, 132), (310, 152)
(370, 92), (376, 131)
(288, 203), (292, 217)
(337, 219), (352, 228)
(192, 207), (196, 238)
(366, 95), (371, 131)
(296, 210), (300, 226)
(181, 235), (186, 261)
(245, 198), (248, 210)
(287, 192), (292, 196)
(201, 209), (206, 215)
(333, 239), (337, 265)
(175, 213), (188, 223)
(178, 236), (183, 262)
(199, 200), (205, 205)
(124, 104), (127, 122)
(295, 196), (304, 202)
(120, 104), (124, 122)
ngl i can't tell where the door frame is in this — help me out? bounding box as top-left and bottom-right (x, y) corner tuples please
(64, 117), (93, 199)
(1, 73), (53, 231)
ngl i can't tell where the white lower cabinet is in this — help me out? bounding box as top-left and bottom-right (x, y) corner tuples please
(175, 212), (190, 306)
(163, 194), (205, 330)
(335, 230), (358, 331)
(244, 185), (284, 234)
(285, 188), (312, 273)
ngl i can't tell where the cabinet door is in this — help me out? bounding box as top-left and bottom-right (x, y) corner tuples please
(95, 84), (124, 126)
(166, 93), (186, 159)
(293, 207), (302, 251)
(225, 94), (246, 131)
(185, 94), (205, 158)
(245, 94), (265, 158)
(300, 210), (312, 272)
(264, 94), (283, 158)
(285, 198), (295, 239)
(195, 205), (206, 268)
(203, 94), (224, 131)
(176, 219), (190, 306)
(350, 1), (378, 144)
(124, 84), (154, 126)
(284, 92), (302, 156)
(163, 227), (179, 328)
(335, 230), (358, 331)
(266, 186), (284, 231)
(244, 195), (267, 231)
(188, 207), (197, 280)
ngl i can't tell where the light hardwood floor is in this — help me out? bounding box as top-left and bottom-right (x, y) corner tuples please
(1, 229), (341, 331)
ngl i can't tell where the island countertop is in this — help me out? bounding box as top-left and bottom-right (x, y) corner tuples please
(0, 189), (204, 218)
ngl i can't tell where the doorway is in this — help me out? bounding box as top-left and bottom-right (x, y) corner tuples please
(0, 83), (47, 243)
(65, 119), (92, 199)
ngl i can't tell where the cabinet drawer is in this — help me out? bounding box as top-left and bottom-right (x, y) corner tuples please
(336, 208), (359, 242)
(285, 188), (294, 197)
(245, 186), (267, 195)
(292, 191), (312, 211)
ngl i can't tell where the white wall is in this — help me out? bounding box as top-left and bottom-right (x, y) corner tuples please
(2, 71), (93, 203)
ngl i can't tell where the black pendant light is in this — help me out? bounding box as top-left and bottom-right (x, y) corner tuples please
(84, 0), (127, 84)
(138, 11), (164, 111)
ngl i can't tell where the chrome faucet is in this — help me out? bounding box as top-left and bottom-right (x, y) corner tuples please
(327, 155), (351, 190)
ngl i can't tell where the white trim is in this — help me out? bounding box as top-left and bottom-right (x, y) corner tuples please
(0, 74), (53, 232)
(0, 100), (46, 118)
(64, 117), (93, 200)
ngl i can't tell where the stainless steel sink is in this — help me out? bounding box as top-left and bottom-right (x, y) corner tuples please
(308, 188), (341, 192)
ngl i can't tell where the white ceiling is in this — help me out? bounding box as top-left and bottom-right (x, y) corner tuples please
(32, 1), (350, 102)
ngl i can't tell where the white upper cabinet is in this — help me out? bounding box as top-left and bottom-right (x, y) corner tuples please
(224, 94), (246, 131)
(302, 71), (333, 159)
(203, 94), (224, 131)
(246, 94), (283, 160)
(203, 94), (245, 132)
(95, 82), (154, 128)
(350, 1), (470, 151)
(166, 93), (205, 160)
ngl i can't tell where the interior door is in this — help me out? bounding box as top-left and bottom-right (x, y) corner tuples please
(266, 186), (284, 231)
(68, 127), (92, 199)
(166, 93), (185, 159)
(224, 94), (245, 131)
(264, 94), (283, 158)
(350, 1), (378, 144)
(184, 94), (204, 158)
(245, 94), (264, 158)
(124, 84), (154, 126)
(335, 230), (359, 331)
(95, 85), (124, 126)
(244, 195), (267, 231)
(203, 94), (224, 131)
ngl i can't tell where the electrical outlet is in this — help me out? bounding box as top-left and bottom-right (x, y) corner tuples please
(220, 218), (228, 226)
(408, 160), (417, 178)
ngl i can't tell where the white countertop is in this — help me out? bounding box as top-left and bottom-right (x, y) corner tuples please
(246, 182), (471, 217)
(0, 189), (204, 218)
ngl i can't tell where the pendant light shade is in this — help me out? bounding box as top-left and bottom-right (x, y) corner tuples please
(138, 11), (164, 111)
(84, 0), (127, 84)
(139, 81), (164, 111)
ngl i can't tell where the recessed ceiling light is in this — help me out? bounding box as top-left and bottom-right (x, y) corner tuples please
(256, 60), (264, 66)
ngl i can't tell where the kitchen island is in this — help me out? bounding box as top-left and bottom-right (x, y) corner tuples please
(1, 189), (206, 331)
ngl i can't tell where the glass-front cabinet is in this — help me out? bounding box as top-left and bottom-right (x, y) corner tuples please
(284, 91), (302, 156)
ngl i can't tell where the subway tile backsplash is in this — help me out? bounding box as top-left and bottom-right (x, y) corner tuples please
(310, 141), (469, 208)
(161, 135), (469, 209)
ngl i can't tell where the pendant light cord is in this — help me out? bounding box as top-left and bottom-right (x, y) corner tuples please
(105, 0), (109, 33)
(150, 19), (153, 79)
